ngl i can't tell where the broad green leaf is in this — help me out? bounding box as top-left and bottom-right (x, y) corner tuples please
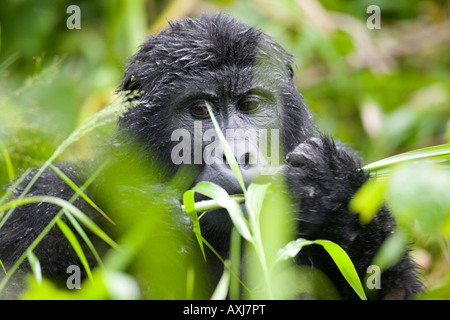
(371, 228), (408, 272)
(191, 182), (251, 240)
(246, 183), (271, 234)
(183, 190), (206, 260)
(276, 238), (367, 300)
(190, 181), (231, 208)
(349, 177), (388, 224)
(314, 240), (367, 300)
(386, 162), (450, 234)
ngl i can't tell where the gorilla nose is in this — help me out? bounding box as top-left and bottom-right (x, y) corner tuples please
(222, 151), (255, 169)
(221, 149), (262, 188)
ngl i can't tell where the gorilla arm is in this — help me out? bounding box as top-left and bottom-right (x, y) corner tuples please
(285, 136), (422, 299)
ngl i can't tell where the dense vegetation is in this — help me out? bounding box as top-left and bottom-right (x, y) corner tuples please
(0, 0), (449, 299)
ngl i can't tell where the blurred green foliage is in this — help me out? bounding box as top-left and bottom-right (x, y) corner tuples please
(0, 0), (449, 299)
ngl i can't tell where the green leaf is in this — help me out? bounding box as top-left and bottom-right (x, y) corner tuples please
(276, 238), (367, 300)
(201, 236), (251, 296)
(181, 196), (245, 213)
(364, 143), (450, 175)
(386, 162), (450, 234)
(205, 101), (246, 195)
(0, 259), (6, 276)
(246, 183), (271, 234)
(210, 266), (231, 300)
(63, 209), (104, 268)
(56, 218), (94, 282)
(229, 227), (242, 300)
(371, 228), (408, 272)
(276, 238), (314, 262)
(0, 140), (14, 181)
(314, 240), (367, 300)
(191, 182), (251, 240)
(27, 251), (42, 285)
(0, 162), (110, 293)
(183, 190), (206, 260)
(49, 164), (115, 225)
(0, 196), (118, 250)
(349, 177), (388, 224)
(102, 270), (140, 300)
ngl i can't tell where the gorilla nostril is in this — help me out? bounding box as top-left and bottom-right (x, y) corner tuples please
(222, 152), (252, 167)
(244, 152), (251, 165)
(239, 152), (251, 168)
(222, 153), (228, 164)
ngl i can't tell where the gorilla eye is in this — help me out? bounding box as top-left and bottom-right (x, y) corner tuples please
(239, 100), (259, 113)
(191, 105), (209, 117)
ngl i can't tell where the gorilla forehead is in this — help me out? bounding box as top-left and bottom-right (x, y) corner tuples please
(122, 14), (293, 99)
(156, 14), (262, 69)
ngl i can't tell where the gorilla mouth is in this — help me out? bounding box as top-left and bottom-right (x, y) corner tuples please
(190, 182), (247, 219)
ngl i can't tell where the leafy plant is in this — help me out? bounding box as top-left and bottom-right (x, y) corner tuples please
(0, 92), (138, 294)
(182, 102), (367, 300)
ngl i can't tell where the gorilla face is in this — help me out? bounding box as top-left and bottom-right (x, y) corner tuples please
(118, 14), (315, 196)
(116, 14), (317, 252)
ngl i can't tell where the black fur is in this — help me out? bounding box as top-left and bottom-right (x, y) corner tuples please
(0, 14), (421, 299)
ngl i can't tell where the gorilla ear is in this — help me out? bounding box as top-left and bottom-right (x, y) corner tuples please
(287, 64), (294, 79)
(120, 60), (142, 93)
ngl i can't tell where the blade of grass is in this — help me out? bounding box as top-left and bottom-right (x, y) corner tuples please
(229, 227), (242, 300)
(204, 101), (247, 195)
(56, 218), (94, 282)
(0, 259), (6, 276)
(0, 168), (31, 217)
(0, 160), (111, 292)
(0, 140), (14, 181)
(210, 265), (231, 300)
(0, 209), (64, 293)
(364, 143), (450, 174)
(201, 236), (251, 297)
(246, 183), (271, 238)
(26, 251), (42, 285)
(245, 183), (274, 298)
(0, 92), (138, 233)
(49, 164), (115, 225)
(63, 209), (104, 269)
(0, 196), (118, 249)
(183, 190), (206, 260)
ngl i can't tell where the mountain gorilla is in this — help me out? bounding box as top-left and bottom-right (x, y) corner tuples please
(0, 14), (421, 299)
